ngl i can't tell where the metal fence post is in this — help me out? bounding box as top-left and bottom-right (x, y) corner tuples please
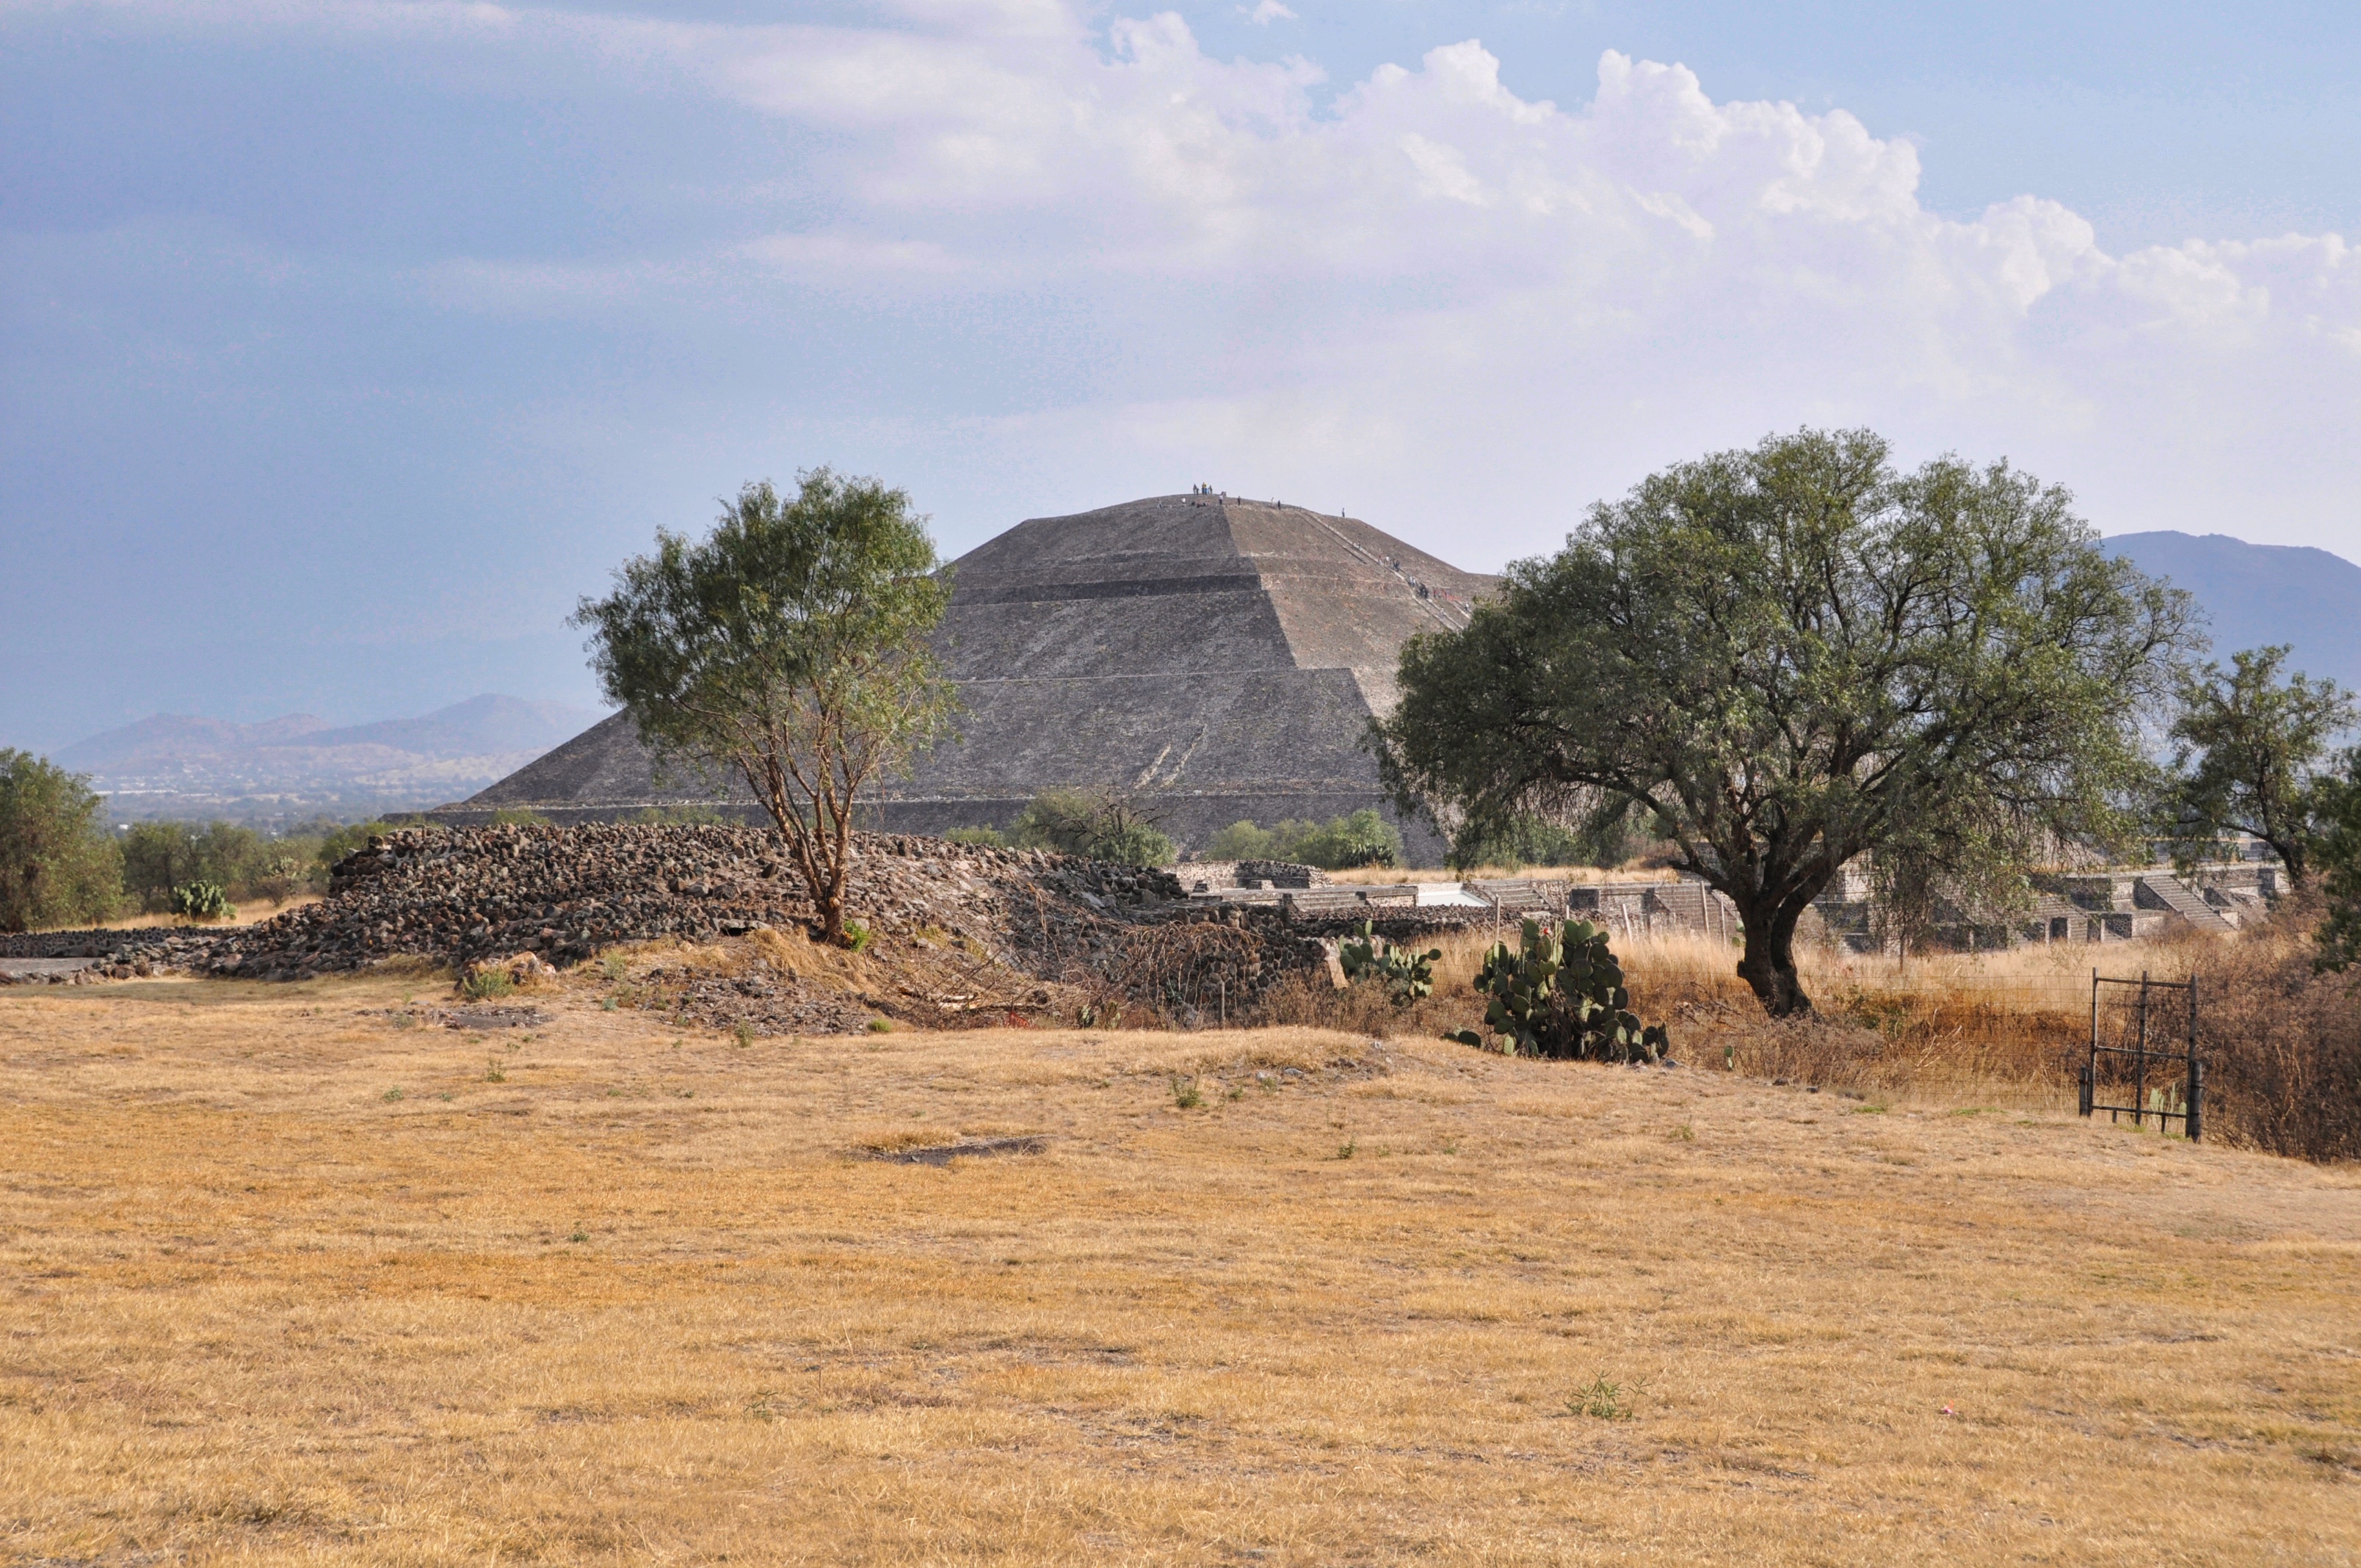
(2134, 972), (2151, 1128)
(2087, 969), (2099, 1118)
(2186, 975), (2202, 1142)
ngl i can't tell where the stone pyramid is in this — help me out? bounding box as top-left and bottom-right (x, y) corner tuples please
(449, 494), (1498, 856)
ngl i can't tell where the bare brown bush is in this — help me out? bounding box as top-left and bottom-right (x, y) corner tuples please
(1214, 918), (2355, 1161)
(2187, 894), (2361, 1163)
(1251, 971), (1479, 1039)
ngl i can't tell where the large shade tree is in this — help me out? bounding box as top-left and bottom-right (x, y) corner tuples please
(1375, 429), (2196, 1015)
(574, 471), (957, 945)
(2159, 645), (2356, 887)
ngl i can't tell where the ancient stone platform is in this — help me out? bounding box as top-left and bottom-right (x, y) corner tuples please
(443, 494), (1498, 856)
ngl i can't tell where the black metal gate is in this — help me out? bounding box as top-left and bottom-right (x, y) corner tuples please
(2081, 971), (2202, 1141)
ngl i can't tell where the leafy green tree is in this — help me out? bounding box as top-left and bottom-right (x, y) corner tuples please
(943, 825), (1008, 849)
(121, 820), (282, 910)
(121, 821), (198, 912)
(1449, 805), (1638, 872)
(1376, 428), (2194, 1015)
(1205, 820), (1277, 861)
(2161, 646), (2356, 887)
(574, 471), (957, 944)
(0, 751), (123, 932)
(1010, 788), (1174, 866)
(2315, 752), (2361, 973)
(1285, 808), (1403, 870)
(1205, 812), (1404, 869)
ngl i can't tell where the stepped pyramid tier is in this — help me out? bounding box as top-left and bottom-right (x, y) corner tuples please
(443, 494), (1499, 857)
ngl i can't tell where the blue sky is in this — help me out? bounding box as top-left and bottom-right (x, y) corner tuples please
(4, 0), (2359, 749)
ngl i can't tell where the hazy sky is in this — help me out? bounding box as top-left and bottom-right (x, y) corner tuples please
(6, 0), (2359, 748)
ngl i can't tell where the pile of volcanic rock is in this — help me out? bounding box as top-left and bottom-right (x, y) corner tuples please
(0, 926), (220, 983)
(197, 822), (1250, 985)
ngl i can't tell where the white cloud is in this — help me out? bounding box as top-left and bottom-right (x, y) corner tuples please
(17, 0), (2360, 558)
(1240, 0), (1294, 21)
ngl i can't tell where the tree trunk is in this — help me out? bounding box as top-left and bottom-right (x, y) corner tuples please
(2266, 833), (2310, 890)
(1734, 899), (1814, 1017)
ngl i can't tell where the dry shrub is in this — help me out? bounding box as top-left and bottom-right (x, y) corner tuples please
(2187, 896), (2361, 1163)
(1617, 932), (2085, 1102)
(1250, 973), (1476, 1038)
(746, 925), (874, 992)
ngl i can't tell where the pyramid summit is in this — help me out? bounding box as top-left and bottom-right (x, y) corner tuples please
(451, 493), (1500, 854)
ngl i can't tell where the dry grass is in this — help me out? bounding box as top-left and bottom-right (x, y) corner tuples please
(1409, 928), (2199, 1106)
(51, 892), (327, 932)
(2, 972), (2357, 1564)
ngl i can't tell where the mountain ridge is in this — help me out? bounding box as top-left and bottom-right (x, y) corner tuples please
(54, 695), (606, 822)
(2105, 530), (2361, 693)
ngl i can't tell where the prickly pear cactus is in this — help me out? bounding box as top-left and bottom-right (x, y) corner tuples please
(1446, 918), (1669, 1062)
(170, 880), (235, 923)
(1338, 920), (1440, 1006)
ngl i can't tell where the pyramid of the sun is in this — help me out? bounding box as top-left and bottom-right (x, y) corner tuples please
(448, 494), (1498, 855)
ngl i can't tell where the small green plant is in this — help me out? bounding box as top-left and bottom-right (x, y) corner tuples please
(733, 1021), (755, 1048)
(1849, 1101), (1890, 1115)
(485, 1059), (507, 1083)
(1336, 1138), (1357, 1160)
(600, 954), (628, 984)
(866, 1017), (893, 1034)
(1670, 1122), (1695, 1141)
(1446, 918), (1669, 1062)
(461, 968), (515, 1001)
(1338, 921), (1440, 1006)
(944, 826), (1008, 849)
(842, 920), (874, 954)
(170, 881), (235, 923)
(1170, 1075), (1204, 1110)
(601, 995), (620, 1012)
(568, 1227), (589, 1244)
(382, 1087), (405, 1103)
(1570, 1374), (1633, 1420)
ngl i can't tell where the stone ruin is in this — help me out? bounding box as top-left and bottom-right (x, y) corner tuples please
(437, 493), (1499, 860)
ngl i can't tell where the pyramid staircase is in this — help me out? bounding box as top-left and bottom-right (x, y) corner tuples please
(2137, 874), (2238, 934)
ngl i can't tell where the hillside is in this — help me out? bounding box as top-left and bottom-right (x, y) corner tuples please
(54, 694), (603, 821)
(2108, 530), (2361, 690)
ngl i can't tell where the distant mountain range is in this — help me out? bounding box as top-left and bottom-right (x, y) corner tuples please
(2107, 531), (2361, 692)
(57, 695), (605, 823)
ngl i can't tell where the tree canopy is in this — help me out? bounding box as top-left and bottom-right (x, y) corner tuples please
(1007, 789), (1175, 867)
(2313, 752), (2361, 975)
(573, 470), (957, 944)
(0, 751), (123, 933)
(1375, 428), (2196, 1015)
(2159, 645), (2356, 886)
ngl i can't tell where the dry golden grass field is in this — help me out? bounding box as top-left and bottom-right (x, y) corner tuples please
(3, 959), (2357, 1565)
